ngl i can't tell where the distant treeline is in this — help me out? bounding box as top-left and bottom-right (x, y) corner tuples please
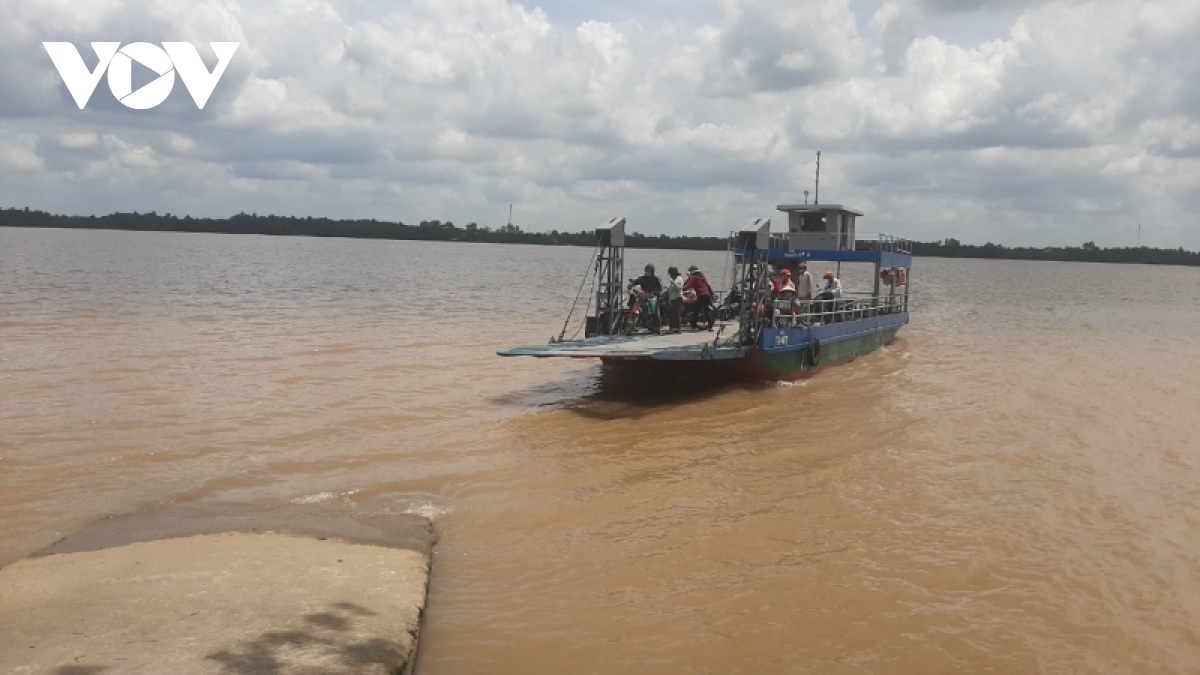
(0, 207), (725, 250)
(910, 238), (1200, 266)
(3, 207), (1198, 266)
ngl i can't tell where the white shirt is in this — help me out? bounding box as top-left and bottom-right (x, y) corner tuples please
(822, 277), (843, 298)
(668, 275), (684, 300)
(794, 270), (814, 299)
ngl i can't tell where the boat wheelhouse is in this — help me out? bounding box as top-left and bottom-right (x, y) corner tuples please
(498, 204), (911, 381)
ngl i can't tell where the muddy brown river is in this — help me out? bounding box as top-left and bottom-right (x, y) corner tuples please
(3, 227), (1200, 673)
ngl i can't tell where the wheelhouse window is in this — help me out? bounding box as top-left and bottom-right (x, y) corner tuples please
(800, 213), (826, 232)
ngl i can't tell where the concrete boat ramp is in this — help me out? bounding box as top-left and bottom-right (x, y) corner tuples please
(0, 505), (433, 675)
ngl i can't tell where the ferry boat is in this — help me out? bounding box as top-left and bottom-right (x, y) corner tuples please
(498, 203), (911, 381)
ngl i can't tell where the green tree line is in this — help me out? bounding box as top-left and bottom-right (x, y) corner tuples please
(911, 237), (1200, 266)
(3, 207), (1197, 266)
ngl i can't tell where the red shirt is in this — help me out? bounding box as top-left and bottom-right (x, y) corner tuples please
(684, 273), (713, 298)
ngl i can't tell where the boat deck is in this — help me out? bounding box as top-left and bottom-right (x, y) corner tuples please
(498, 326), (740, 360)
(499, 310), (909, 363)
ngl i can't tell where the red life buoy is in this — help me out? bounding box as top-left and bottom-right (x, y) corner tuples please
(896, 268), (907, 285)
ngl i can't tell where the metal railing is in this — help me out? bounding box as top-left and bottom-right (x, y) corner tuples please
(766, 293), (908, 330)
(756, 232), (912, 254)
(766, 232), (856, 250)
(855, 234), (912, 254)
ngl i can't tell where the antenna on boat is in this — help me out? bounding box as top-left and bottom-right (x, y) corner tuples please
(814, 150), (821, 205)
(803, 190), (809, 205)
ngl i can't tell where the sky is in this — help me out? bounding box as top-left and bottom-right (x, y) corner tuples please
(2, 0), (1198, 248)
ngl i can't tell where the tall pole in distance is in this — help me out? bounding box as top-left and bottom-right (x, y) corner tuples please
(1138, 223), (1142, 247)
(814, 150), (821, 205)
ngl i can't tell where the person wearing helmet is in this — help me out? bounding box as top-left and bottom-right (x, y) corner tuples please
(627, 264), (662, 333)
(814, 270), (843, 323)
(819, 270), (842, 297)
(776, 268), (797, 296)
(767, 268), (797, 325)
(683, 265), (714, 330)
(631, 264), (662, 297)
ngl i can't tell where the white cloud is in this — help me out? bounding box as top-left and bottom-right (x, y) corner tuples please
(57, 131), (99, 149)
(0, 132), (46, 172)
(0, 0), (1196, 247)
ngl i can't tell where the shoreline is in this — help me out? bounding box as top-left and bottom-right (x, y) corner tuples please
(3, 215), (1199, 267)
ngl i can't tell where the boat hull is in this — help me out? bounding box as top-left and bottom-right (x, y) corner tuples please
(502, 311), (908, 383)
(601, 326), (900, 382)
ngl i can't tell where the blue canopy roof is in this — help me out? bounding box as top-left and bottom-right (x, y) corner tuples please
(734, 247), (913, 268)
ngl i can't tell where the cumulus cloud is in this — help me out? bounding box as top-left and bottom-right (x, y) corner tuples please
(706, 0), (866, 92)
(0, 0), (1197, 247)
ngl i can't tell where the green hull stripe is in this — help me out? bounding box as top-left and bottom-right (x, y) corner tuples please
(757, 329), (899, 378)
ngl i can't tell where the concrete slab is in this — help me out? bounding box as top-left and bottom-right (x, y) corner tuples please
(0, 505), (434, 675)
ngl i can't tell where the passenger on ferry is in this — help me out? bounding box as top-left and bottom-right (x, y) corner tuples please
(794, 261), (815, 300)
(815, 270), (843, 322)
(684, 265), (714, 331)
(776, 269), (797, 297)
(631, 264), (662, 297)
(720, 284), (743, 321)
(665, 266), (684, 333)
(817, 270), (842, 298)
(772, 269), (798, 325)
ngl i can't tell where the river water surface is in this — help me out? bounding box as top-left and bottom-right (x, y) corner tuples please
(3, 227), (1200, 673)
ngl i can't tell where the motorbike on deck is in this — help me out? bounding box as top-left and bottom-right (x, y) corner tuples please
(680, 289), (715, 331)
(623, 284), (662, 335)
(717, 286), (743, 321)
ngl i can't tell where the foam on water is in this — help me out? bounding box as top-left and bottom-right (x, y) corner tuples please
(291, 491), (335, 505)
